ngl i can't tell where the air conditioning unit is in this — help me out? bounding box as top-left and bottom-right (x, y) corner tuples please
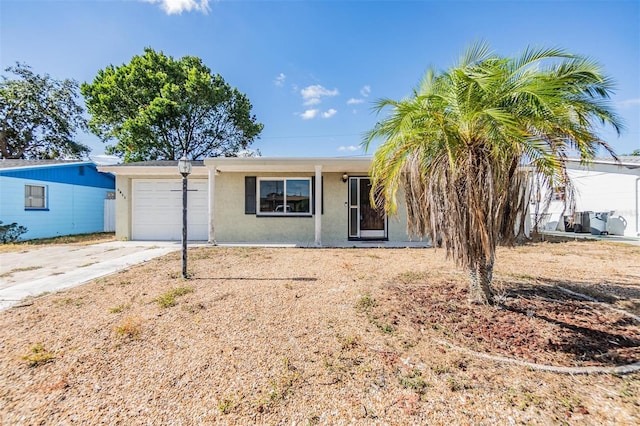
(589, 211), (611, 235)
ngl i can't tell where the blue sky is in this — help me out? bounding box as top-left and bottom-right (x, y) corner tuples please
(1, 0), (638, 159)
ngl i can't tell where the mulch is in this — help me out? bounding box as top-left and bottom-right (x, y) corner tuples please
(389, 279), (640, 367)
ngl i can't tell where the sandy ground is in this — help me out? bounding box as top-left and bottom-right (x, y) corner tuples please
(0, 240), (638, 425)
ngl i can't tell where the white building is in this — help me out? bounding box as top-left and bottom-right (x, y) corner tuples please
(533, 156), (640, 237)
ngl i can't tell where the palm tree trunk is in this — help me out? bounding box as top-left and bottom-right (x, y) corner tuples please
(468, 261), (494, 305)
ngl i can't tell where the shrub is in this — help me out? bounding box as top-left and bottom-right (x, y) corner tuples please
(0, 221), (28, 243)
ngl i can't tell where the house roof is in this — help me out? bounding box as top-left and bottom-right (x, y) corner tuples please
(111, 160), (206, 167)
(97, 155), (640, 177)
(0, 159), (115, 188)
(98, 159), (209, 177)
(607, 156), (640, 167)
(0, 159), (91, 171)
(205, 157), (373, 173)
(99, 157), (373, 175)
(566, 156), (640, 169)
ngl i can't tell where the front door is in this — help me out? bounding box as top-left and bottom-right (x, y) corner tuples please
(348, 177), (387, 239)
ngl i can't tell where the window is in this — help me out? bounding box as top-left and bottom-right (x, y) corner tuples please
(25, 184), (46, 209)
(258, 178), (311, 215)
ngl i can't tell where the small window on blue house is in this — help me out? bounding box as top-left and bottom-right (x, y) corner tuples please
(79, 165), (85, 176)
(25, 184), (46, 209)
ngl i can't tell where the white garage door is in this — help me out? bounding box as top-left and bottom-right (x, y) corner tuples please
(132, 179), (208, 241)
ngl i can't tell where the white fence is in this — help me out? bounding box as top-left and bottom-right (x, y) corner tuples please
(104, 199), (115, 232)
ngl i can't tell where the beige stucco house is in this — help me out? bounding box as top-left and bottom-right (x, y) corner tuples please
(99, 157), (427, 247)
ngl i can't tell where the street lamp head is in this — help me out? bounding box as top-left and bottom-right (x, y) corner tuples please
(178, 155), (192, 177)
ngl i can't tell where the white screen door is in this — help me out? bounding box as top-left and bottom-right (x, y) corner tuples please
(348, 177), (387, 239)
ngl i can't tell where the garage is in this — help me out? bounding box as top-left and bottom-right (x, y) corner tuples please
(132, 179), (208, 241)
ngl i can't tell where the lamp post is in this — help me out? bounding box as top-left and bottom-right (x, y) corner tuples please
(178, 154), (192, 279)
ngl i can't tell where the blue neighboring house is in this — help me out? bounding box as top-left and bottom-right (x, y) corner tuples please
(0, 160), (116, 240)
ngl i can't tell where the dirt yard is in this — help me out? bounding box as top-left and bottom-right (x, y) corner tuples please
(1, 240), (638, 424)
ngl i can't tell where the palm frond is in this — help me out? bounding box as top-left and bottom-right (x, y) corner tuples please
(459, 40), (493, 67)
(363, 42), (622, 292)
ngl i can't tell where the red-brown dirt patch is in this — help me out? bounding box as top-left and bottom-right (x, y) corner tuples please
(389, 279), (640, 367)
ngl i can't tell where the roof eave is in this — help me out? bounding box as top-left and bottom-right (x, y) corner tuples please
(0, 160), (94, 172)
(204, 157), (373, 173)
(97, 165), (210, 176)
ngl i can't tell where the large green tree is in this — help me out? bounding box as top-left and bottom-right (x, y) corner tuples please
(82, 48), (264, 162)
(0, 64), (89, 159)
(364, 43), (622, 305)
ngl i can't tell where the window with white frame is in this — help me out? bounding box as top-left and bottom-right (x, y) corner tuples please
(258, 178), (311, 215)
(25, 184), (47, 209)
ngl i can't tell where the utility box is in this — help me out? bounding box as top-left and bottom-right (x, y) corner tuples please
(573, 211), (592, 233)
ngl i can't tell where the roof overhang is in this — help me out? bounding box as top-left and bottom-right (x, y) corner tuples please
(97, 165), (210, 177)
(565, 157), (640, 170)
(99, 157), (374, 176)
(0, 160), (94, 173)
(205, 157), (373, 173)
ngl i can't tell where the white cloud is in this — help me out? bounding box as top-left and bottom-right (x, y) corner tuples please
(338, 145), (359, 152)
(301, 84), (339, 106)
(298, 108), (336, 120)
(346, 86), (370, 106)
(322, 108), (337, 118)
(274, 73), (286, 87)
(618, 98), (640, 108)
(144, 0), (210, 15)
(300, 109), (319, 120)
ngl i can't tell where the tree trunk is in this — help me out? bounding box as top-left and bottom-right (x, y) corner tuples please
(468, 261), (494, 305)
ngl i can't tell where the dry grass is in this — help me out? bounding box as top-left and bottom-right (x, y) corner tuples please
(0, 232), (115, 254)
(0, 265), (43, 278)
(0, 241), (639, 424)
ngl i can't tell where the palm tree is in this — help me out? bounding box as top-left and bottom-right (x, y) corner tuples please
(364, 43), (623, 305)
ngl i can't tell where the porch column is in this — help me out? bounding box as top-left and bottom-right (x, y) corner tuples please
(208, 168), (217, 245)
(314, 165), (322, 247)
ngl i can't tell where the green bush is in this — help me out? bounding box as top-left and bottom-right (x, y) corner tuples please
(0, 221), (28, 243)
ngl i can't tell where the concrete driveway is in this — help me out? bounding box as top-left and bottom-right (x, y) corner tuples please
(0, 241), (184, 311)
